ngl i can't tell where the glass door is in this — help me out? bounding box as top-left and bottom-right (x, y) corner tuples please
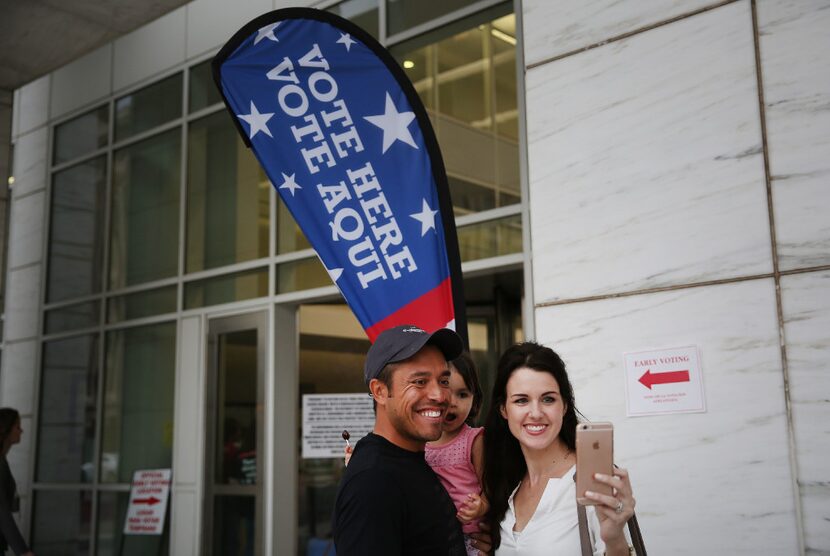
(203, 312), (266, 556)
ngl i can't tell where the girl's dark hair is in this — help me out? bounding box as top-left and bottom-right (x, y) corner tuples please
(0, 407), (20, 447)
(451, 352), (483, 425)
(481, 342), (578, 550)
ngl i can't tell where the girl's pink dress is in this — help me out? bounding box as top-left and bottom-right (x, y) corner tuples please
(425, 424), (484, 556)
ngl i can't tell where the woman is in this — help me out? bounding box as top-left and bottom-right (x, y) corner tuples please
(482, 342), (635, 555)
(0, 408), (34, 556)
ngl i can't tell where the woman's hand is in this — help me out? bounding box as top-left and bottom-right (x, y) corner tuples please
(585, 467), (635, 551)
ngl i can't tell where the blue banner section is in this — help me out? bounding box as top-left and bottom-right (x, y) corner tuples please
(213, 9), (466, 342)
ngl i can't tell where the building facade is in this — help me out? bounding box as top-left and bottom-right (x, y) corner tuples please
(2, 0), (828, 555)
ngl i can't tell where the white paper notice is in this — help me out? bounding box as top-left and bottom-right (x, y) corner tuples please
(123, 469), (171, 535)
(302, 393), (374, 458)
(623, 346), (705, 417)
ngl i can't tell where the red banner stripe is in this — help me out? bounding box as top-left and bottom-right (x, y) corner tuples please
(366, 278), (454, 342)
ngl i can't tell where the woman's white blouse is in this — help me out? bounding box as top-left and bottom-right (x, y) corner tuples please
(496, 465), (604, 556)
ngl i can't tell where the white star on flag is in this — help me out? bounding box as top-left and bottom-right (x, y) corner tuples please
(327, 266), (344, 282)
(337, 33), (356, 51)
(278, 173), (302, 196)
(410, 199), (439, 236)
(254, 23), (280, 45)
(237, 102), (274, 139)
(364, 92), (418, 154)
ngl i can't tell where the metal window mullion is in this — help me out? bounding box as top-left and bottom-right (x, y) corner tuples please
(50, 147), (110, 174)
(186, 103), (226, 124)
(179, 68), (189, 313)
(111, 118), (184, 152)
(455, 203), (521, 227)
(379, 0), (388, 44)
(512, 0), (534, 340)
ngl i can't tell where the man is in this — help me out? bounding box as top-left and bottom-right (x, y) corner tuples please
(332, 324), (482, 555)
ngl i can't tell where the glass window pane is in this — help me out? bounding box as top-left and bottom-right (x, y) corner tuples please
(102, 322), (176, 483)
(53, 106), (109, 165)
(184, 268), (268, 309)
(457, 214), (522, 262)
(37, 335), (99, 483)
(47, 157), (107, 302)
(115, 74), (183, 141)
(392, 12), (520, 215)
(44, 301), (99, 334)
(276, 198), (310, 254)
(216, 330), (259, 485)
(214, 495), (256, 556)
(110, 129), (181, 289)
(187, 112), (270, 272)
(107, 286), (177, 323)
(387, 0), (476, 36)
(276, 258), (330, 294)
(31, 490), (92, 555)
(328, 0), (379, 39)
(189, 60), (223, 113)
(97, 491), (169, 556)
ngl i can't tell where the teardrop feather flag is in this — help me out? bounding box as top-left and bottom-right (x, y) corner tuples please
(213, 8), (467, 344)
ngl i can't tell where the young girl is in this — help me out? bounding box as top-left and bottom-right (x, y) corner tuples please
(424, 352), (488, 556)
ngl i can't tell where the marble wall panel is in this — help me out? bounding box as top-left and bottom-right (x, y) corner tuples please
(16, 75), (50, 137)
(527, 2), (772, 304)
(7, 191), (45, 269)
(780, 270), (830, 553)
(0, 341), (39, 415)
(113, 6), (187, 92)
(4, 264), (42, 342)
(50, 45), (112, 119)
(535, 279), (798, 554)
(522, 0), (721, 66)
(758, 0), (830, 270)
(10, 127), (48, 200)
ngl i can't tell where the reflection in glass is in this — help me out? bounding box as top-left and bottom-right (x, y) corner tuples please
(276, 258), (330, 294)
(189, 60), (223, 112)
(184, 268), (268, 309)
(107, 286), (177, 323)
(37, 335), (99, 483)
(110, 130), (181, 289)
(31, 490), (92, 555)
(276, 198), (310, 254)
(297, 305), (367, 553)
(97, 491), (169, 556)
(53, 106), (109, 165)
(115, 73), (183, 141)
(47, 157), (107, 302)
(213, 496), (256, 556)
(215, 329), (258, 485)
(394, 13), (520, 215)
(457, 214), (522, 262)
(102, 323), (176, 483)
(327, 0), (379, 39)
(45, 301), (99, 334)
(187, 112), (270, 272)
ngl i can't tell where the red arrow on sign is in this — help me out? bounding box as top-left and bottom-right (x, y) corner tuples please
(133, 497), (161, 505)
(638, 369), (690, 390)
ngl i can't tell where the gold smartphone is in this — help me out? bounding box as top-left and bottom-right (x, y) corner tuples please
(575, 422), (614, 505)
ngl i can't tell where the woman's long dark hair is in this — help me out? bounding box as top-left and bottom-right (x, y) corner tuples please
(482, 342), (578, 550)
(0, 407), (20, 450)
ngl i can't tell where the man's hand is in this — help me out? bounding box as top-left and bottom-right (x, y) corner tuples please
(468, 520), (493, 555)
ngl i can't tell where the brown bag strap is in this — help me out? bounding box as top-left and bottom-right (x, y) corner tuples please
(574, 472), (647, 556)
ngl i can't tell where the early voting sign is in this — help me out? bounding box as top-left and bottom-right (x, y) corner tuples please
(213, 9), (466, 342)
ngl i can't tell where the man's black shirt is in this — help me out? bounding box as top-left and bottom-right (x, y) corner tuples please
(332, 433), (466, 556)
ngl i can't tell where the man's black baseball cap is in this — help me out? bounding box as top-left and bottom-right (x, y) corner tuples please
(364, 325), (464, 385)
